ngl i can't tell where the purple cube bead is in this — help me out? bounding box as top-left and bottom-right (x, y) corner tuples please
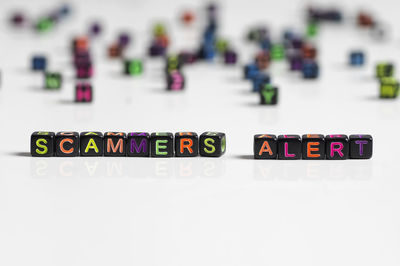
(118, 33), (131, 48)
(291, 37), (303, 50)
(148, 43), (166, 57)
(89, 22), (102, 36)
(224, 50), (237, 65)
(179, 51), (197, 64)
(10, 12), (25, 26)
(289, 56), (303, 71)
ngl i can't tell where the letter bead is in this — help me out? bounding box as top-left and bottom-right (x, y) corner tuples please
(32, 55), (47, 71)
(277, 135), (301, 160)
(302, 60), (319, 79)
(167, 70), (185, 91)
(150, 132), (174, 157)
(252, 73), (271, 92)
(165, 55), (181, 73)
(126, 132), (150, 157)
(104, 132), (126, 156)
(80, 132), (104, 156)
(349, 135), (373, 159)
(199, 132), (226, 157)
(44, 72), (62, 89)
(124, 59), (143, 76)
(302, 134), (325, 160)
(349, 51), (365, 67)
(253, 134), (277, 159)
(76, 62), (93, 79)
(380, 77), (399, 99)
(325, 135), (349, 160)
(175, 132), (199, 157)
(31, 131), (55, 157)
(75, 82), (93, 102)
(376, 63), (394, 78)
(224, 50), (237, 65)
(55, 132), (79, 157)
(244, 63), (259, 80)
(259, 84), (278, 105)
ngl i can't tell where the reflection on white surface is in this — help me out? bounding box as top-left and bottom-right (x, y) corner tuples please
(73, 108), (94, 122)
(257, 107), (279, 125)
(253, 161), (373, 181)
(29, 157), (374, 181)
(377, 101), (399, 120)
(30, 158), (227, 178)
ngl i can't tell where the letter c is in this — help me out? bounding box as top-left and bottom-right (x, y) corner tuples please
(60, 138), (74, 154)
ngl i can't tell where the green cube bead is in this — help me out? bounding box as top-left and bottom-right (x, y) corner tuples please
(153, 23), (166, 37)
(124, 60), (143, 76)
(215, 39), (229, 54)
(36, 17), (54, 32)
(306, 21), (319, 37)
(45, 72), (62, 89)
(270, 44), (285, 60)
(380, 77), (399, 98)
(376, 63), (394, 78)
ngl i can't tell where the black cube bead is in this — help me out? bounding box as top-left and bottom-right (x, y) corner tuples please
(302, 134), (325, 160)
(80, 132), (104, 156)
(167, 70), (185, 91)
(253, 134), (277, 159)
(165, 54), (182, 73)
(325, 135), (349, 160)
(349, 134), (373, 159)
(259, 84), (278, 105)
(104, 132), (126, 156)
(55, 132), (79, 157)
(199, 132), (226, 157)
(31, 131), (55, 157)
(277, 135), (301, 160)
(175, 132), (199, 157)
(150, 132), (174, 157)
(126, 132), (150, 157)
(75, 82), (93, 103)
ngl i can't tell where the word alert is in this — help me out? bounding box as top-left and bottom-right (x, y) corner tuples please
(254, 134), (373, 160)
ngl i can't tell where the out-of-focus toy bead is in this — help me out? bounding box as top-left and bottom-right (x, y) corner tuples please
(181, 10), (195, 25)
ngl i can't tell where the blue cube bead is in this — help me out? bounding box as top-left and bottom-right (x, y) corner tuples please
(302, 60), (319, 79)
(198, 43), (215, 61)
(349, 51), (365, 66)
(32, 56), (47, 71)
(252, 73), (271, 92)
(244, 63), (260, 80)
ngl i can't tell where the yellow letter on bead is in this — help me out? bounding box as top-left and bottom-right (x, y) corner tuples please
(204, 138), (216, 154)
(85, 138), (99, 153)
(36, 139), (48, 155)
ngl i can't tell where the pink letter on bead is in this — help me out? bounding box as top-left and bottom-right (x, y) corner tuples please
(330, 142), (344, 157)
(76, 85), (92, 101)
(284, 142), (295, 157)
(171, 72), (183, 90)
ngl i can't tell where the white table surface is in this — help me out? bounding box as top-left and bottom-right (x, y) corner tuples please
(1, 0), (400, 265)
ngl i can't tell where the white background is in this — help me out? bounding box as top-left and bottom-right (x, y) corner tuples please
(1, 0), (400, 265)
